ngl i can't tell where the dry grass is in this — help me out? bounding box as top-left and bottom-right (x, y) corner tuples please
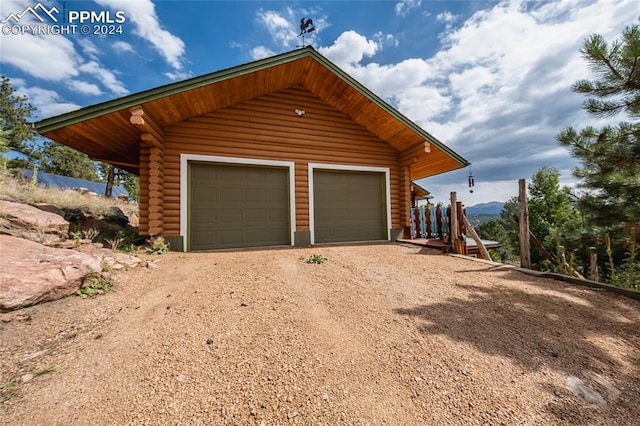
(0, 175), (137, 217)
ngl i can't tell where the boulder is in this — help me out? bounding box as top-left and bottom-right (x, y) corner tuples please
(106, 206), (129, 227)
(0, 235), (102, 312)
(34, 203), (65, 218)
(128, 212), (140, 227)
(0, 200), (69, 236)
(81, 246), (147, 270)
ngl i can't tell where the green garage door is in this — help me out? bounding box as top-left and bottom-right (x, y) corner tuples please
(189, 162), (290, 250)
(313, 169), (387, 243)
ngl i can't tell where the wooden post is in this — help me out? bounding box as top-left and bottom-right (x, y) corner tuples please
(529, 229), (558, 266)
(457, 201), (466, 255)
(590, 247), (599, 282)
(559, 245), (585, 279)
(413, 208), (420, 238)
(559, 246), (567, 272)
(450, 192), (458, 254)
(518, 179), (531, 269)
(463, 215), (491, 260)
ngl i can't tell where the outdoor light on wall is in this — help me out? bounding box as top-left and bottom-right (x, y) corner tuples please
(294, 108), (306, 117)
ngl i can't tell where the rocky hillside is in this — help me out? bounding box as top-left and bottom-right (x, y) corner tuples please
(0, 178), (154, 314)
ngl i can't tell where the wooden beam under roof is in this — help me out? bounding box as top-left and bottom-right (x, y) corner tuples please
(399, 141), (431, 165)
(130, 106), (165, 145)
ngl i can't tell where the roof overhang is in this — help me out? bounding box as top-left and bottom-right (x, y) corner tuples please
(411, 182), (432, 199)
(36, 47), (468, 178)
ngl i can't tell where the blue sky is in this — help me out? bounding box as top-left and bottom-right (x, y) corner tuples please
(0, 0), (636, 204)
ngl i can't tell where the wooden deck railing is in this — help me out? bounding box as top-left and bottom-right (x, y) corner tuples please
(407, 192), (491, 259)
(410, 205), (450, 239)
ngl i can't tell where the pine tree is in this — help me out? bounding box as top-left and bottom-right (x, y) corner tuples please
(0, 76), (38, 163)
(97, 163), (140, 200)
(556, 23), (640, 230)
(557, 22), (640, 285)
(527, 166), (582, 271)
(38, 140), (98, 181)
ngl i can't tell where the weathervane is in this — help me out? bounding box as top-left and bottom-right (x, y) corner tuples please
(297, 18), (315, 47)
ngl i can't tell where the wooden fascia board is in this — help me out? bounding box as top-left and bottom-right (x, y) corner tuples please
(36, 48), (317, 134)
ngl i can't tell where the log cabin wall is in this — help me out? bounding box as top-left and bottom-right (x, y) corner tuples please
(148, 85), (404, 241)
(138, 144), (150, 234)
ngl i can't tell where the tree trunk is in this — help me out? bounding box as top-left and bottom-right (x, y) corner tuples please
(518, 179), (531, 269)
(105, 165), (115, 198)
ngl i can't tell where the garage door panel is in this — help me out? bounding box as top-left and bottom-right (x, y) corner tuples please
(313, 170), (387, 243)
(219, 188), (241, 202)
(267, 208), (288, 221)
(192, 209), (217, 224)
(189, 162), (290, 250)
(245, 229), (268, 243)
(191, 231), (215, 248)
(218, 208), (242, 223)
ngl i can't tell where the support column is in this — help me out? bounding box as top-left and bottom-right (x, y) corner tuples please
(400, 166), (412, 238)
(130, 106), (165, 236)
(399, 141), (430, 240)
(147, 146), (164, 236)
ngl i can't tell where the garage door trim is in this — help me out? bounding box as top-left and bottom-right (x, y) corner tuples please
(180, 154), (296, 252)
(308, 163), (391, 245)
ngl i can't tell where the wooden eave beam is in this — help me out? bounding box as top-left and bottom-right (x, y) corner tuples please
(399, 141), (431, 165)
(91, 157), (139, 169)
(140, 132), (163, 149)
(130, 106), (165, 147)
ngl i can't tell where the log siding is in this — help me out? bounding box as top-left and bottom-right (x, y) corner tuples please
(153, 86), (405, 240)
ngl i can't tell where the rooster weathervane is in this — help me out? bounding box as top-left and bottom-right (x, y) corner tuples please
(297, 18), (315, 47)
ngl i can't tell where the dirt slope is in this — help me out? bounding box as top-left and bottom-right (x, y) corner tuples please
(1, 244), (639, 425)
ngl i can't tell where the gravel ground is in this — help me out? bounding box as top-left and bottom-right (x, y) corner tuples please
(1, 243), (639, 425)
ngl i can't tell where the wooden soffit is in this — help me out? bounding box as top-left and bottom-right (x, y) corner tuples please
(36, 47), (468, 178)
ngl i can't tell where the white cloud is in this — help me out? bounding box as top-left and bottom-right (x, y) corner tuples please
(0, 1), (129, 98)
(14, 84), (80, 119)
(319, 31), (379, 67)
(94, 0), (186, 70)
(395, 0), (422, 17)
(373, 32), (399, 48)
(436, 11), (459, 23)
(113, 41), (135, 54)
(78, 39), (100, 59)
(78, 61), (128, 96)
(317, 0), (636, 202)
(394, 86), (451, 124)
(250, 46), (276, 61)
(66, 80), (102, 96)
(0, 32), (81, 81)
(257, 9), (299, 48)
(164, 70), (193, 81)
(254, 8), (328, 52)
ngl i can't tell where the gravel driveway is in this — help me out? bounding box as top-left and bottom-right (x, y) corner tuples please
(1, 243), (639, 425)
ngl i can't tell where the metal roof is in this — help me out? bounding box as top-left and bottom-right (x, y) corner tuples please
(18, 169), (129, 198)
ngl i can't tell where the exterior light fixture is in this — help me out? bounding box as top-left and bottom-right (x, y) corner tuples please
(294, 109), (305, 117)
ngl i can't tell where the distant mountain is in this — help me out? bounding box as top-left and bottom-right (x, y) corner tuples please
(465, 201), (504, 216)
